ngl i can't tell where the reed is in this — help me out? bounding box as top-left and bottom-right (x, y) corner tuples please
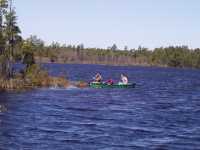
(0, 64), (69, 91)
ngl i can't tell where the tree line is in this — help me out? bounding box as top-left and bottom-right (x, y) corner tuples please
(0, 0), (200, 72)
(16, 35), (200, 69)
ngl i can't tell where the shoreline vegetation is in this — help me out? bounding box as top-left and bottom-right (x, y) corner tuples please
(31, 39), (200, 69)
(0, 0), (70, 91)
(0, 64), (69, 91)
(15, 36), (200, 70)
(0, 0), (200, 91)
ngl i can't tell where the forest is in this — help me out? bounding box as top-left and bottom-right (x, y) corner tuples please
(14, 35), (200, 69)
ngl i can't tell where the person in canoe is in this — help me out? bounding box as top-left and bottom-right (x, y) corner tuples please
(119, 74), (128, 85)
(94, 73), (103, 83)
(106, 79), (114, 85)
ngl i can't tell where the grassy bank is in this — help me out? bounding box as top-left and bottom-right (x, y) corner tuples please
(0, 64), (69, 91)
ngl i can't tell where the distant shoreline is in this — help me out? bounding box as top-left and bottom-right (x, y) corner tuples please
(35, 56), (164, 67)
(31, 45), (200, 70)
(35, 57), (200, 70)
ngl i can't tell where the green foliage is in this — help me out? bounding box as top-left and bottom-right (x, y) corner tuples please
(0, 0), (8, 8)
(25, 64), (48, 86)
(23, 51), (35, 67)
(31, 42), (200, 69)
(23, 64), (68, 88)
(4, 9), (21, 42)
(0, 0), (21, 79)
(22, 41), (35, 67)
(26, 35), (44, 50)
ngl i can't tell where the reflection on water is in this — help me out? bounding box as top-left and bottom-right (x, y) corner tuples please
(0, 64), (200, 150)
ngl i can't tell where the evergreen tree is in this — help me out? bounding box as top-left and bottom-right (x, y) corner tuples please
(4, 0), (21, 77)
(0, 0), (21, 78)
(111, 44), (117, 51)
(0, 0), (8, 77)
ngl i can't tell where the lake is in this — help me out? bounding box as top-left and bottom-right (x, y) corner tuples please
(0, 64), (200, 150)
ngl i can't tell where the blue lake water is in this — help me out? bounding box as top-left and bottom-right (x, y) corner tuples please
(0, 64), (200, 150)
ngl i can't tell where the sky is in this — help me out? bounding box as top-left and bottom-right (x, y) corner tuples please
(15, 0), (200, 49)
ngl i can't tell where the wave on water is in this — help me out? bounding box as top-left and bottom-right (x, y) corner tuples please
(65, 85), (80, 90)
(1, 64), (200, 150)
(49, 85), (80, 91)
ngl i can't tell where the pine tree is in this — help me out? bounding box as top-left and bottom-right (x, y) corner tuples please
(0, 0), (21, 78)
(0, 0), (8, 77)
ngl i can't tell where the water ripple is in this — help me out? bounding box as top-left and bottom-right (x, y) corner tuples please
(1, 64), (200, 150)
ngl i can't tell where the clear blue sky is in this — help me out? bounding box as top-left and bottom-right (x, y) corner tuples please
(15, 0), (200, 49)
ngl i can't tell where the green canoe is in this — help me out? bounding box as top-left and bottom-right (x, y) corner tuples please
(89, 82), (136, 88)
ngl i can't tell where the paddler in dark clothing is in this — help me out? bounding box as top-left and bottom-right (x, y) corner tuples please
(94, 73), (102, 83)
